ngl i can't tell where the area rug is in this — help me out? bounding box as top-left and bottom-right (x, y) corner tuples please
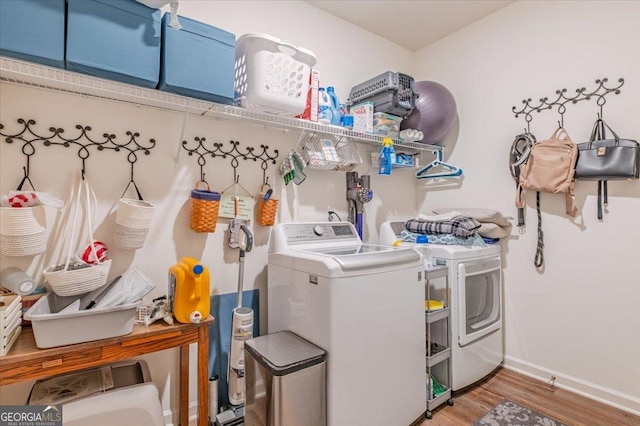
(473, 399), (566, 426)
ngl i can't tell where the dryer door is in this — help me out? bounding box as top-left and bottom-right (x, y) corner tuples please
(457, 256), (501, 347)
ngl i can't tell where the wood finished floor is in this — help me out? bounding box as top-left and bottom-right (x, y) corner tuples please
(418, 367), (640, 426)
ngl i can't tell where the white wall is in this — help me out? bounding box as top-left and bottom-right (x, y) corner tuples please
(0, 1), (416, 423)
(414, 0), (640, 414)
(2, 0), (639, 421)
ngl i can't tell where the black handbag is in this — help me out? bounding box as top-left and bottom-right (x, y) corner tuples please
(575, 117), (639, 219)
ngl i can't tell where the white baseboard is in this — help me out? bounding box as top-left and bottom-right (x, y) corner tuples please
(163, 401), (199, 426)
(504, 355), (640, 417)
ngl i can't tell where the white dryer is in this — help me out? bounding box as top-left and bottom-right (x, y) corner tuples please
(268, 222), (426, 426)
(380, 221), (503, 391)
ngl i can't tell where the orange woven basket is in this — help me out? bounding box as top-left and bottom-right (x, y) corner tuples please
(256, 183), (278, 226)
(190, 181), (221, 233)
(258, 196), (278, 226)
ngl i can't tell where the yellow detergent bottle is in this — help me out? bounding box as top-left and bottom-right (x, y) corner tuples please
(169, 257), (210, 324)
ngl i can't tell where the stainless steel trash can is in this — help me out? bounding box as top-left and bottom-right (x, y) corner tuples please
(244, 331), (326, 426)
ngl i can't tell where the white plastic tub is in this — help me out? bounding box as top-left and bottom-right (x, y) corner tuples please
(24, 294), (138, 348)
(234, 33), (317, 116)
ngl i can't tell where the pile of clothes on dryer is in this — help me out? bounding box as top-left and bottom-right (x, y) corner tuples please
(402, 208), (512, 246)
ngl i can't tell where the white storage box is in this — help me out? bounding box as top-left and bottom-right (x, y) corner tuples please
(24, 294), (138, 349)
(350, 101), (374, 133)
(234, 33), (317, 116)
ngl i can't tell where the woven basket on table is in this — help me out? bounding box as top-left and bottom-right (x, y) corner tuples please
(190, 181), (221, 233)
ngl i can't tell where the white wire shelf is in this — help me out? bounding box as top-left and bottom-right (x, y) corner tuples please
(0, 56), (441, 153)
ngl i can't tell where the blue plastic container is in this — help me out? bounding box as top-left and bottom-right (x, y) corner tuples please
(0, 0), (65, 68)
(66, 0), (162, 88)
(159, 14), (235, 103)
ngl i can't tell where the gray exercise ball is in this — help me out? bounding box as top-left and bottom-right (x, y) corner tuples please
(401, 81), (457, 145)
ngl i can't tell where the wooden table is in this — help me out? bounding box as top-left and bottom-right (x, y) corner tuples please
(0, 316), (214, 426)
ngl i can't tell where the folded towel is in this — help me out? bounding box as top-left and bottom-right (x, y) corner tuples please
(417, 211), (460, 222)
(405, 216), (481, 238)
(432, 207), (512, 227)
(477, 223), (511, 239)
(401, 230), (486, 246)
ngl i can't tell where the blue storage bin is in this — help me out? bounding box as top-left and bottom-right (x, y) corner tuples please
(0, 0), (65, 68)
(159, 14), (235, 104)
(66, 0), (161, 88)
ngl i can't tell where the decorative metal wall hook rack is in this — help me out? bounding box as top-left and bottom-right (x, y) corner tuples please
(0, 118), (156, 186)
(512, 77), (624, 131)
(181, 137), (279, 185)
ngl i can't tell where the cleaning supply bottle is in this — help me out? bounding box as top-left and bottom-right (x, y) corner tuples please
(379, 138), (394, 175)
(318, 87), (333, 125)
(388, 138), (396, 165)
(326, 86), (341, 126)
(169, 257), (210, 324)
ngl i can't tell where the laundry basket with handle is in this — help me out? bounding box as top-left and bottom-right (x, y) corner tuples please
(43, 174), (111, 296)
(234, 33), (317, 116)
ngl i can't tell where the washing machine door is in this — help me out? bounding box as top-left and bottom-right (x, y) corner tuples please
(457, 256), (501, 347)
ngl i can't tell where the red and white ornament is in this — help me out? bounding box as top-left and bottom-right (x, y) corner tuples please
(81, 241), (109, 264)
(8, 192), (38, 207)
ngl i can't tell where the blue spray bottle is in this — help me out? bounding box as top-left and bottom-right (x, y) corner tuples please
(326, 86), (341, 126)
(379, 138), (394, 175)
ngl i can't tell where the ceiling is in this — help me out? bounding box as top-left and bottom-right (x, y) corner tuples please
(306, 0), (514, 52)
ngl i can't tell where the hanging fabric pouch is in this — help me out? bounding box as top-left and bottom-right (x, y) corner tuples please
(43, 174), (112, 296)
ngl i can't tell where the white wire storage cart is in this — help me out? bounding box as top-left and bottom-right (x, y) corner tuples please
(425, 265), (454, 419)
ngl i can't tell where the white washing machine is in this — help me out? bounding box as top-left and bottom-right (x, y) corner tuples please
(268, 222), (426, 426)
(380, 221), (504, 391)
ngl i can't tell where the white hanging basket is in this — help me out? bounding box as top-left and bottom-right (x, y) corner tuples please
(43, 175), (111, 296)
(0, 205), (47, 257)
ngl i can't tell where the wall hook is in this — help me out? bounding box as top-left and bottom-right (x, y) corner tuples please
(181, 138), (279, 189)
(0, 118), (156, 188)
(17, 166), (36, 191)
(512, 77), (624, 131)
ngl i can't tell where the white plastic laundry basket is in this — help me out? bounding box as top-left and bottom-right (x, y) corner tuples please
(234, 33), (317, 116)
